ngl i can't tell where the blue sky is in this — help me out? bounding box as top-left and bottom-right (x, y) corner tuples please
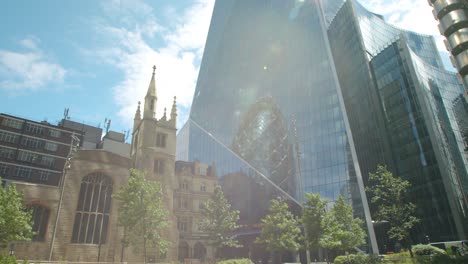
(0, 0), (450, 138)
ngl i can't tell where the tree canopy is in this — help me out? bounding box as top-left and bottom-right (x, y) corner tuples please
(0, 178), (34, 243)
(255, 198), (303, 254)
(113, 169), (169, 261)
(302, 193), (327, 251)
(366, 165), (419, 243)
(199, 185), (240, 254)
(320, 196), (365, 251)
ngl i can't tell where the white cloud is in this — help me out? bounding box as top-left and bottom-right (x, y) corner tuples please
(360, 0), (445, 51)
(93, 0), (214, 129)
(0, 37), (66, 92)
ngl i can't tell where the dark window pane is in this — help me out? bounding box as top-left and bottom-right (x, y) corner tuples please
(94, 214), (103, 244)
(78, 213), (88, 243)
(86, 214), (95, 244)
(91, 183), (100, 212)
(84, 183), (92, 211)
(71, 213), (81, 243)
(77, 182), (87, 210)
(38, 208), (49, 241)
(98, 185), (106, 213)
(101, 215), (109, 244)
(104, 188), (112, 213)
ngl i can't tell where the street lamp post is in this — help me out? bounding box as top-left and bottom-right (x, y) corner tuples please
(292, 117), (311, 264)
(48, 133), (80, 261)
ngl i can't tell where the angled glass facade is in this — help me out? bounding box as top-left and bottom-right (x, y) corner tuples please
(178, 0), (468, 258)
(178, 0), (378, 258)
(327, 0), (468, 245)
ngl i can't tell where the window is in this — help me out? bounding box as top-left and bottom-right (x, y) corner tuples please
(177, 221), (187, 232)
(21, 137), (42, 149)
(16, 167), (32, 178)
(71, 172), (113, 244)
(156, 133), (167, 148)
(2, 118), (23, 129)
(179, 181), (188, 190)
(30, 204), (50, 241)
(0, 131), (19, 144)
(154, 159), (165, 174)
(0, 147), (15, 159)
(200, 183), (206, 192)
(48, 129), (61, 138)
(179, 197), (189, 209)
(25, 123), (44, 135)
(18, 151), (39, 163)
(198, 166), (207, 176)
(0, 163), (9, 176)
(40, 156), (55, 167)
(38, 170), (51, 182)
(44, 142), (58, 152)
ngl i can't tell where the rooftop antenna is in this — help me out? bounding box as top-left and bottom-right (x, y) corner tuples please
(63, 108), (70, 120)
(124, 129), (130, 142)
(104, 118), (111, 133)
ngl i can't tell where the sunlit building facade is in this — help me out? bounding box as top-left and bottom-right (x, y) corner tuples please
(327, 0), (468, 245)
(177, 0), (378, 259)
(178, 0), (468, 259)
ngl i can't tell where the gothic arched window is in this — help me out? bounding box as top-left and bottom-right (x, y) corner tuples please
(29, 204), (50, 241)
(71, 172), (113, 244)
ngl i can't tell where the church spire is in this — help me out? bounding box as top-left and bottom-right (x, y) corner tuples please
(134, 101), (141, 120)
(133, 101), (141, 132)
(143, 65), (157, 119)
(170, 96), (177, 127)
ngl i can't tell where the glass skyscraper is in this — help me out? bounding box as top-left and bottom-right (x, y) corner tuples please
(177, 0), (468, 258)
(327, 0), (468, 243)
(177, 0), (377, 258)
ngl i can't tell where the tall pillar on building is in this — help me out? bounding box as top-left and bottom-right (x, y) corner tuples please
(429, 0), (468, 89)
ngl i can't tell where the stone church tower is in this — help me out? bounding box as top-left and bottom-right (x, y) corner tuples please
(130, 65), (179, 261)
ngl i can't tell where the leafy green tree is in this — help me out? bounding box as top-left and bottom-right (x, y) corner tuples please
(320, 196), (366, 253)
(302, 193), (327, 252)
(366, 165), (419, 255)
(113, 169), (169, 262)
(255, 198), (303, 263)
(199, 185), (240, 258)
(0, 178), (34, 243)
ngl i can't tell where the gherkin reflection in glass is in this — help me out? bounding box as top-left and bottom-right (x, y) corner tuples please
(231, 97), (295, 195)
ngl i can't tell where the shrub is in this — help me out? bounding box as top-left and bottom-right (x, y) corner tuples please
(412, 244), (447, 256)
(0, 255), (17, 264)
(333, 253), (381, 264)
(216, 258), (254, 264)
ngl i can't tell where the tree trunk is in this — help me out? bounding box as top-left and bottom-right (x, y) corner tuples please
(120, 227), (127, 262)
(405, 238), (414, 258)
(143, 236), (147, 263)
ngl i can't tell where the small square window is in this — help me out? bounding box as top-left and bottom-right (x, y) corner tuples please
(39, 171), (50, 181)
(44, 142), (58, 152)
(156, 133), (167, 148)
(16, 167), (32, 178)
(154, 159), (165, 174)
(48, 129), (61, 138)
